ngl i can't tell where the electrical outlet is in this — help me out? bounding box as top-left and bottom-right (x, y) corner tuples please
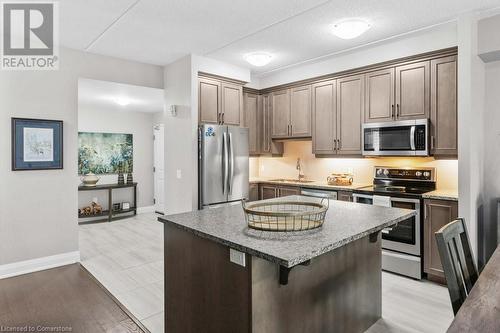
(176, 169), (182, 179)
(229, 249), (246, 267)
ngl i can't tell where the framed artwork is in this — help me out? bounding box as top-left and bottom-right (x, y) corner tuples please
(78, 132), (133, 175)
(12, 118), (63, 171)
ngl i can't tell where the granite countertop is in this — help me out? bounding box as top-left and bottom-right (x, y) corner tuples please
(158, 195), (416, 268)
(249, 177), (371, 192)
(422, 189), (458, 201)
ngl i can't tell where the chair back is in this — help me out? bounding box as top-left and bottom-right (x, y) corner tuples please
(435, 218), (478, 315)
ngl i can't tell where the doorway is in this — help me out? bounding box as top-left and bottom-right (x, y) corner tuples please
(154, 124), (165, 214)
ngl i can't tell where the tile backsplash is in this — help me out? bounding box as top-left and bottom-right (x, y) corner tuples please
(250, 141), (458, 190)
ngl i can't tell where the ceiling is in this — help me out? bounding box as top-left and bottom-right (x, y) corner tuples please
(78, 78), (164, 113)
(61, 0), (500, 76)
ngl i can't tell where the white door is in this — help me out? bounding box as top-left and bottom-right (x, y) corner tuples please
(153, 124), (165, 214)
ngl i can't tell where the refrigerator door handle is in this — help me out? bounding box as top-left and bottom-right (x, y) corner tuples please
(228, 132), (234, 193)
(222, 132), (228, 195)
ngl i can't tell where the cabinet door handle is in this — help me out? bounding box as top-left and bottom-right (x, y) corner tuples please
(221, 113), (224, 124)
(290, 124), (293, 136)
(338, 139), (341, 150)
(391, 104), (395, 119)
(396, 104), (400, 119)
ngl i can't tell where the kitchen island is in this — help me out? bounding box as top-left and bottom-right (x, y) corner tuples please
(158, 196), (416, 333)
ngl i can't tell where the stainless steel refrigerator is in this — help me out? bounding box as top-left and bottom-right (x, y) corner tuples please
(198, 124), (249, 209)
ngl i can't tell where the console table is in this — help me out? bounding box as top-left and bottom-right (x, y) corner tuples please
(78, 182), (137, 224)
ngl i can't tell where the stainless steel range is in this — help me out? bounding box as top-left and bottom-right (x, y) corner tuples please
(353, 167), (436, 279)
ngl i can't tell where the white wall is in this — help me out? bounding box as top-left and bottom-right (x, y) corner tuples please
(482, 60), (500, 264)
(160, 56), (194, 214)
(78, 106), (158, 209)
(257, 21), (457, 88)
(456, 13), (486, 267)
(0, 47), (163, 270)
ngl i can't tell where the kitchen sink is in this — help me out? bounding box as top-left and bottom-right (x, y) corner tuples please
(269, 178), (315, 183)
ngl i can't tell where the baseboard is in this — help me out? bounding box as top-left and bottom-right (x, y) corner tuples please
(137, 205), (155, 214)
(0, 251), (80, 280)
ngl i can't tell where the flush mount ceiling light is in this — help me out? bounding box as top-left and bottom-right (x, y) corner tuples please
(114, 97), (131, 106)
(244, 52), (273, 67)
(332, 19), (371, 39)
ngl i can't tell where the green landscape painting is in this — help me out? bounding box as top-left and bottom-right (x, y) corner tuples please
(78, 132), (133, 175)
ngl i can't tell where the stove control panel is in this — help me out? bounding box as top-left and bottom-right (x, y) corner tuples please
(374, 167), (435, 181)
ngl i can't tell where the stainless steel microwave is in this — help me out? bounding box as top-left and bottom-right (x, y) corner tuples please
(362, 119), (429, 156)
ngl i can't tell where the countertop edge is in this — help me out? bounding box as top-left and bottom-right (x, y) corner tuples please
(158, 210), (416, 268)
(250, 179), (370, 192)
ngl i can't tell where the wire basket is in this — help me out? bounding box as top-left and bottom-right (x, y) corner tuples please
(242, 199), (329, 232)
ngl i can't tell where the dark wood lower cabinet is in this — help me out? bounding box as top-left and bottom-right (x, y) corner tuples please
(424, 199), (459, 284)
(258, 184), (301, 200)
(249, 183), (259, 201)
(337, 191), (353, 202)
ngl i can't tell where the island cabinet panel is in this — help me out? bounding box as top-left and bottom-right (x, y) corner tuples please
(165, 224), (251, 333)
(336, 74), (364, 155)
(271, 89), (291, 138)
(199, 77), (221, 124)
(252, 234), (382, 333)
(244, 92), (259, 155)
(290, 85), (312, 137)
(395, 61), (430, 120)
(312, 80), (337, 154)
(221, 82), (242, 126)
(430, 55), (458, 157)
(365, 68), (395, 123)
(424, 199), (459, 284)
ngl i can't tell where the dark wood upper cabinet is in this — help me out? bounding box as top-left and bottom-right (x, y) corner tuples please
(424, 199), (459, 284)
(430, 56), (458, 157)
(244, 92), (259, 155)
(199, 76), (243, 126)
(290, 85), (312, 137)
(221, 82), (242, 126)
(336, 74), (364, 155)
(199, 77), (221, 124)
(271, 89), (291, 139)
(312, 80), (336, 154)
(365, 68), (395, 123)
(395, 61), (430, 120)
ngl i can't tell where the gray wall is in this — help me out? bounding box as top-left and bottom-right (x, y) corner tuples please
(0, 47), (163, 266)
(78, 106), (158, 209)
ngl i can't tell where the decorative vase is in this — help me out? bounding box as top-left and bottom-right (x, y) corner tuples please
(118, 172), (125, 185)
(81, 173), (100, 187)
(126, 173), (133, 184)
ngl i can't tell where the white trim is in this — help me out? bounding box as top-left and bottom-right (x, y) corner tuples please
(0, 251), (80, 280)
(137, 205), (155, 214)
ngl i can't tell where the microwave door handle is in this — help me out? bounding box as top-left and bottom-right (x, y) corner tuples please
(410, 125), (416, 151)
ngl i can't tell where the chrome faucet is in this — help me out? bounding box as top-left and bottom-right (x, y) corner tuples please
(296, 158), (305, 181)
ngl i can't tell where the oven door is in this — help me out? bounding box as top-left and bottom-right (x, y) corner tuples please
(362, 120), (428, 156)
(382, 197), (421, 256)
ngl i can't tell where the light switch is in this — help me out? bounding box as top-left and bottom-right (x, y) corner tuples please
(176, 169), (182, 179)
(230, 249), (246, 267)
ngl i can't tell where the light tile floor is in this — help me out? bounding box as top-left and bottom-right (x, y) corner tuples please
(79, 213), (453, 333)
(79, 213), (164, 333)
